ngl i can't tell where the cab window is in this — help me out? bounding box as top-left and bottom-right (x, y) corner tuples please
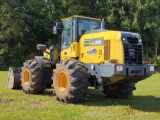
(61, 19), (72, 49)
(78, 18), (101, 36)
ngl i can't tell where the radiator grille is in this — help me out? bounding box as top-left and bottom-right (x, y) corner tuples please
(124, 44), (143, 65)
(127, 37), (139, 44)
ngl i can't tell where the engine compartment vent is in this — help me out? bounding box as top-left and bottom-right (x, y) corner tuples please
(127, 37), (139, 44)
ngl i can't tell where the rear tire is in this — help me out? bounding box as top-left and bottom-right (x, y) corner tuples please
(53, 59), (89, 103)
(21, 59), (46, 94)
(103, 82), (136, 99)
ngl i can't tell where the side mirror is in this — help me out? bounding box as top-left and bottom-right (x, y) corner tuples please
(37, 44), (47, 51)
(53, 26), (57, 34)
(53, 22), (63, 34)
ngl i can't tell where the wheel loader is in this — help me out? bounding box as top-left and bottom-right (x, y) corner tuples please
(7, 15), (154, 103)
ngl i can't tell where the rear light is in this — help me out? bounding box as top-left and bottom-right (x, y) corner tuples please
(150, 66), (154, 72)
(143, 61), (148, 64)
(116, 65), (123, 74)
(110, 59), (118, 64)
(116, 65), (123, 71)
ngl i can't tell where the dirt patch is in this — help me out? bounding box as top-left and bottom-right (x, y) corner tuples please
(0, 81), (5, 84)
(0, 97), (15, 103)
(31, 100), (44, 105)
(0, 94), (4, 97)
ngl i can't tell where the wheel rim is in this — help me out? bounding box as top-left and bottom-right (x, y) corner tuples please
(24, 69), (30, 85)
(56, 71), (68, 93)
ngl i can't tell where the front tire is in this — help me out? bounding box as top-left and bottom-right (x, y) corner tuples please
(53, 59), (89, 103)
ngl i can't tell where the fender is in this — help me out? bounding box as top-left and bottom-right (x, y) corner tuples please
(34, 56), (52, 69)
(34, 56), (52, 85)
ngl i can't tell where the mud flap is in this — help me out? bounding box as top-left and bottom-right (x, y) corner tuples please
(7, 67), (22, 89)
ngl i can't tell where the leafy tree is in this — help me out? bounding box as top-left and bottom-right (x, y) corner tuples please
(0, 0), (160, 70)
(0, 0), (56, 69)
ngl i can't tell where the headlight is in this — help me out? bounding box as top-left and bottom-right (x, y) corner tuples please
(139, 38), (142, 43)
(122, 37), (126, 41)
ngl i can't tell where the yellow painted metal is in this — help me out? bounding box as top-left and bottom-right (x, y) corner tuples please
(43, 49), (51, 59)
(114, 31), (124, 64)
(43, 48), (59, 64)
(61, 15), (101, 21)
(79, 31), (124, 64)
(56, 71), (68, 93)
(24, 69), (30, 85)
(53, 15), (124, 64)
(61, 42), (79, 60)
(70, 42), (79, 57)
(60, 30), (124, 64)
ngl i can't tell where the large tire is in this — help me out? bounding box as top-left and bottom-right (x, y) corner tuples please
(53, 59), (89, 103)
(21, 59), (46, 94)
(103, 82), (136, 99)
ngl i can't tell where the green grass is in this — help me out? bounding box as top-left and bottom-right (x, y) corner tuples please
(0, 71), (160, 120)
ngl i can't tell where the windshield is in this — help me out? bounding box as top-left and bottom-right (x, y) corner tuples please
(78, 18), (101, 35)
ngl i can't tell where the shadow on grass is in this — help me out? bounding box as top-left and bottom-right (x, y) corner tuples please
(32, 88), (160, 112)
(37, 90), (54, 97)
(82, 89), (160, 112)
(11, 88), (54, 97)
(38, 88), (53, 97)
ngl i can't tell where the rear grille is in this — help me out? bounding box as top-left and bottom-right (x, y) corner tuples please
(127, 37), (138, 44)
(124, 44), (143, 65)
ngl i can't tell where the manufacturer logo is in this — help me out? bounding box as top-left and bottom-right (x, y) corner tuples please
(84, 37), (104, 46)
(87, 48), (97, 55)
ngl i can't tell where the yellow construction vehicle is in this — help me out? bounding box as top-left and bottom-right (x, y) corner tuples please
(7, 15), (154, 103)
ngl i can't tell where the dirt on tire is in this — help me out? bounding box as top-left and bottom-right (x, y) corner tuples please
(53, 59), (89, 103)
(21, 59), (46, 94)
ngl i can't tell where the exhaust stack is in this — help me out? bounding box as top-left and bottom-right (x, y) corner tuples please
(101, 18), (105, 30)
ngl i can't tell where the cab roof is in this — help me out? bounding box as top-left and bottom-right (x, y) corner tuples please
(61, 15), (101, 21)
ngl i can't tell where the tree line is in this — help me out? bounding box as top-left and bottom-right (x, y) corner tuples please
(0, 0), (160, 70)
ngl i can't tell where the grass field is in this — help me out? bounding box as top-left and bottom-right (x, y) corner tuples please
(0, 71), (160, 120)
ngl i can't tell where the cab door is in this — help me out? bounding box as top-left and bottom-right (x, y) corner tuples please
(60, 19), (72, 60)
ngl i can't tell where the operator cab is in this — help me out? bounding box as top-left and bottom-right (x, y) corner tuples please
(53, 16), (101, 50)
